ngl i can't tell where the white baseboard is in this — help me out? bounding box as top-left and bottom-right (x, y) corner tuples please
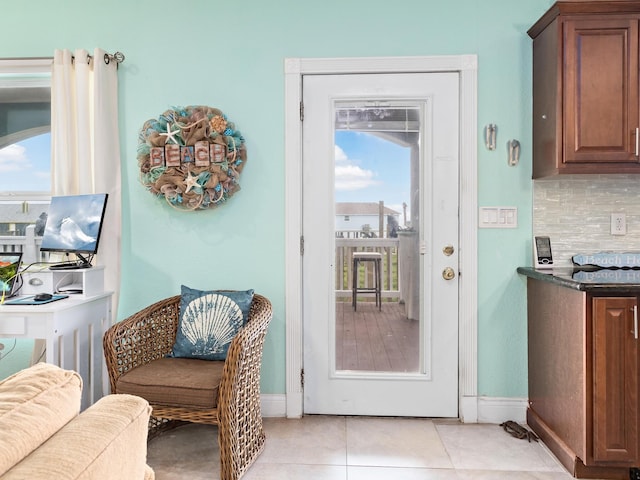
(263, 394), (528, 423)
(477, 396), (528, 424)
(261, 394), (287, 417)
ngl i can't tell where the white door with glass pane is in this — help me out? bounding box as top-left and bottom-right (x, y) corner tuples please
(302, 72), (459, 417)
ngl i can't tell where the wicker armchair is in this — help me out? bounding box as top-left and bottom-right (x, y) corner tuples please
(103, 293), (272, 480)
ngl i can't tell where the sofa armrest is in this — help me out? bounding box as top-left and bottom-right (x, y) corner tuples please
(1, 394), (153, 480)
(103, 296), (181, 393)
(0, 364), (82, 477)
(144, 465), (155, 480)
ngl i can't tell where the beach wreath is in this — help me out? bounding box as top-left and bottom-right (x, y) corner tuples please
(137, 105), (246, 211)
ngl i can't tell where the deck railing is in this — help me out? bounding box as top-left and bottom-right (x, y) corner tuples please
(335, 237), (400, 301)
(3, 227), (405, 301)
(0, 225), (47, 264)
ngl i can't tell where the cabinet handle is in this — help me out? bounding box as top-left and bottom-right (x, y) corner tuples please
(634, 305), (638, 340)
(636, 128), (639, 157)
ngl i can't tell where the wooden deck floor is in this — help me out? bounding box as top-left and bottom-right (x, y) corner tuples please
(335, 301), (419, 373)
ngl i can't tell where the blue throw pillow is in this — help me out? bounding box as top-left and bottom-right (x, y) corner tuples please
(170, 286), (255, 360)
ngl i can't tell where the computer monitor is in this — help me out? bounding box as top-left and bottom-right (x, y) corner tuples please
(40, 193), (108, 270)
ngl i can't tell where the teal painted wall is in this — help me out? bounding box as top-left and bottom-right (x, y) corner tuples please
(0, 0), (554, 398)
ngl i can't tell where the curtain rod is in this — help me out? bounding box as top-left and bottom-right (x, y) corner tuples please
(72, 51), (125, 66)
(102, 51), (125, 65)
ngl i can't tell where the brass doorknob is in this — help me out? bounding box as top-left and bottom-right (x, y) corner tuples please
(442, 267), (456, 280)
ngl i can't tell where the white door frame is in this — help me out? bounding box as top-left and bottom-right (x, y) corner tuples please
(284, 55), (478, 421)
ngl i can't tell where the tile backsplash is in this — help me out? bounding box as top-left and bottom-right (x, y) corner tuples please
(533, 175), (640, 266)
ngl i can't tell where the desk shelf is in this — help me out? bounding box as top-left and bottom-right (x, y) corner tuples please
(22, 266), (104, 297)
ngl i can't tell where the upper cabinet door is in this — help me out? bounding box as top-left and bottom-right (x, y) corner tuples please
(529, 2), (640, 178)
(564, 18), (639, 165)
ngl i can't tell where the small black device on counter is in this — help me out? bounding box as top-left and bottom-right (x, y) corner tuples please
(534, 236), (553, 269)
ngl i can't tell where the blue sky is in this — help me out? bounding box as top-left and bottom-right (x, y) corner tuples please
(334, 130), (410, 222)
(0, 133), (51, 191)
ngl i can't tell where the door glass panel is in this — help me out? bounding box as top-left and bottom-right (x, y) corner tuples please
(334, 102), (422, 374)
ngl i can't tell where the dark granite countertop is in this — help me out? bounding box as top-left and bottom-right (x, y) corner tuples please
(517, 266), (640, 293)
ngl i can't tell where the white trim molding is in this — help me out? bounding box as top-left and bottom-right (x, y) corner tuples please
(477, 397), (528, 424)
(284, 56), (478, 420)
(261, 394), (287, 418)
(263, 394), (527, 424)
(0, 57), (52, 74)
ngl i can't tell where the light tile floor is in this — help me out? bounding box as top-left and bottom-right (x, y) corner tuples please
(147, 416), (602, 480)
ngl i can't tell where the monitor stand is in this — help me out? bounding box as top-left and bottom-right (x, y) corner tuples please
(49, 254), (93, 270)
(21, 265), (104, 297)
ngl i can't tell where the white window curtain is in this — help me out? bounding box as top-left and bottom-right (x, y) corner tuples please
(51, 48), (122, 311)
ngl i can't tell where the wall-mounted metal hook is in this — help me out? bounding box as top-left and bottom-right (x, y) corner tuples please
(508, 139), (520, 166)
(484, 124), (497, 150)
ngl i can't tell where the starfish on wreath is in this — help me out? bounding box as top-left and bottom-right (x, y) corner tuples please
(159, 122), (181, 145)
(183, 171), (201, 193)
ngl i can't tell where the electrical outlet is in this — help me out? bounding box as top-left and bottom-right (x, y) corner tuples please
(611, 213), (626, 235)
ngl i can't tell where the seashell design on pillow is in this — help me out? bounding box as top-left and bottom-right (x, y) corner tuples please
(180, 293), (244, 356)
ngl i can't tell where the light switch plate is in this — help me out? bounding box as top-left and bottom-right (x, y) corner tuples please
(479, 207), (518, 228)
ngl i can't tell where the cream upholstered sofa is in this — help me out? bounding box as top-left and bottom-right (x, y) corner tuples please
(0, 363), (154, 480)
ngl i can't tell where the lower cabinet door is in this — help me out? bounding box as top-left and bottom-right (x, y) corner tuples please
(592, 296), (638, 464)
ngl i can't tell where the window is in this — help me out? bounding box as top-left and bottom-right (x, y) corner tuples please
(0, 59), (52, 243)
(344, 215), (350, 221)
(0, 59), (51, 261)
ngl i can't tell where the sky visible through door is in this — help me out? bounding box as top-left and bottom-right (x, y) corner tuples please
(335, 131), (411, 229)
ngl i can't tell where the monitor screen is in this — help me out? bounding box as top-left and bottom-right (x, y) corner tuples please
(0, 253), (22, 297)
(40, 193), (108, 255)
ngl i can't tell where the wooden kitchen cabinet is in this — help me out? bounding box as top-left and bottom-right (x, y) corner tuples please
(528, 2), (640, 178)
(526, 278), (639, 478)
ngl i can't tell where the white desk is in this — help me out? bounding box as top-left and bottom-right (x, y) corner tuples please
(0, 292), (113, 409)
